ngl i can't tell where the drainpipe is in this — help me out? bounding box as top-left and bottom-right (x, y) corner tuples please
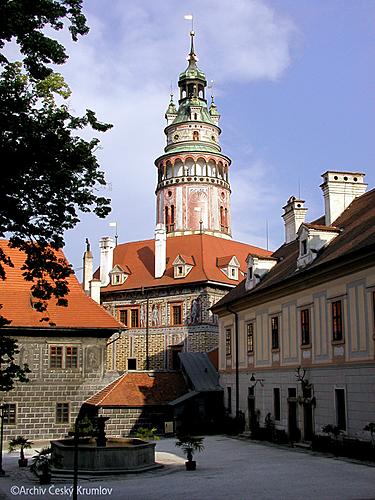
(227, 306), (239, 419)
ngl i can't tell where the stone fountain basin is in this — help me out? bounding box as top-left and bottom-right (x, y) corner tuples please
(51, 437), (158, 474)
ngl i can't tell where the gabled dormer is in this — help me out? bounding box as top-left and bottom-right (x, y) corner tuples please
(172, 254), (194, 279)
(109, 264), (129, 286)
(217, 256), (240, 281)
(245, 254), (277, 291)
(297, 223), (340, 269)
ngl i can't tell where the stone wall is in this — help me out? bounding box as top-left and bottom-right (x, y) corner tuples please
(2, 335), (119, 441)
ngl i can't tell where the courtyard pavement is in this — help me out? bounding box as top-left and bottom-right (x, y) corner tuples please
(0, 435), (374, 499)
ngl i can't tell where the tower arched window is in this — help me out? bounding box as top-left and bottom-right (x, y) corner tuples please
(220, 206), (224, 231)
(224, 208), (228, 232)
(193, 131), (199, 141)
(170, 205), (175, 231)
(194, 113), (197, 120)
(165, 206), (170, 233)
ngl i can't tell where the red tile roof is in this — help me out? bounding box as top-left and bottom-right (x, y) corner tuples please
(100, 233), (271, 293)
(0, 240), (121, 331)
(85, 372), (188, 407)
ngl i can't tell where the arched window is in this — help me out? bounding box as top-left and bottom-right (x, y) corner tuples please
(170, 205), (175, 231)
(165, 206), (170, 232)
(193, 131), (199, 141)
(194, 113), (197, 120)
(224, 208), (228, 232)
(220, 206), (224, 231)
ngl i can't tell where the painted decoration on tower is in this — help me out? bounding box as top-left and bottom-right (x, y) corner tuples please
(188, 188), (208, 230)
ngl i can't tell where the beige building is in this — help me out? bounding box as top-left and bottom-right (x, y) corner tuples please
(213, 171), (375, 441)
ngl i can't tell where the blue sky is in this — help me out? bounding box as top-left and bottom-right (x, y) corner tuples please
(56, 0), (375, 274)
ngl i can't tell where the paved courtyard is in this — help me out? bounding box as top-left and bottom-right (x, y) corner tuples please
(0, 435), (374, 499)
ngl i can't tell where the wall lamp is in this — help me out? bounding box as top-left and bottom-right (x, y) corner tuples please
(250, 373), (265, 388)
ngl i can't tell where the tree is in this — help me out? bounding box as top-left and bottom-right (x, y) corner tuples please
(0, 1), (112, 389)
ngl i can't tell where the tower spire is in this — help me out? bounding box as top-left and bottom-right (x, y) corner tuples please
(187, 30), (198, 68)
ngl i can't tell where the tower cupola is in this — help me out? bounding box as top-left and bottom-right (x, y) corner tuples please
(154, 31), (233, 240)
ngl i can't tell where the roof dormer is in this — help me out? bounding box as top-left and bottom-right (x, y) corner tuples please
(172, 254), (194, 279)
(217, 255), (240, 281)
(245, 254), (277, 291)
(109, 264), (129, 286)
(297, 223), (340, 269)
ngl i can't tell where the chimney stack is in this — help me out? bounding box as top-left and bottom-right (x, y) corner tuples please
(282, 196), (308, 244)
(99, 236), (115, 286)
(320, 171), (367, 226)
(89, 279), (101, 304)
(155, 223), (166, 278)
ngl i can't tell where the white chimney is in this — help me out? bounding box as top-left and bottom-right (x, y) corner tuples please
(155, 223), (166, 278)
(99, 236), (115, 286)
(89, 279), (101, 304)
(320, 171), (367, 226)
(282, 196), (308, 244)
(82, 238), (93, 295)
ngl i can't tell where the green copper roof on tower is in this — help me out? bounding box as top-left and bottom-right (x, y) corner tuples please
(179, 31), (206, 83)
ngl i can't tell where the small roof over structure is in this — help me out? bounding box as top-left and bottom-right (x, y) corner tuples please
(179, 352), (222, 392)
(85, 372), (188, 408)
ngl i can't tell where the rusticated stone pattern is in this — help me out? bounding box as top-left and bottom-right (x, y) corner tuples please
(2, 336), (119, 441)
(103, 286), (227, 371)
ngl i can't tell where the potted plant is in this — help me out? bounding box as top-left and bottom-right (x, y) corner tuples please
(322, 424), (342, 456)
(364, 423), (375, 448)
(176, 435), (204, 471)
(30, 447), (52, 484)
(8, 436), (33, 467)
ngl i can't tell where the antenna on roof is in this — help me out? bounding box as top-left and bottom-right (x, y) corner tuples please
(298, 178), (301, 199)
(109, 221), (118, 246)
(266, 219), (269, 251)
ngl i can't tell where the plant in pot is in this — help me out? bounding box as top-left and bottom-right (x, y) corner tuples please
(176, 435), (204, 471)
(8, 436), (33, 467)
(363, 423), (375, 449)
(30, 447), (52, 484)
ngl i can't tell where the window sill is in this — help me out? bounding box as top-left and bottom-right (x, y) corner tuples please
(271, 348), (280, 353)
(301, 343), (312, 349)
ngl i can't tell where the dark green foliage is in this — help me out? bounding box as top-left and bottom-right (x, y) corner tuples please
(8, 435), (33, 460)
(0, 0), (89, 79)
(0, 1), (112, 392)
(176, 435), (204, 462)
(0, 336), (30, 391)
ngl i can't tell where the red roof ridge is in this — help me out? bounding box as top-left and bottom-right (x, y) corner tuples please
(86, 373), (126, 406)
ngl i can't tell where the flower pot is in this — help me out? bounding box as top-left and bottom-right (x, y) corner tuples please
(185, 460), (196, 471)
(18, 458), (28, 468)
(39, 473), (51, 485)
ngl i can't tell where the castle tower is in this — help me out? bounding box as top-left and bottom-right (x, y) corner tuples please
(155, 31), (232, 239)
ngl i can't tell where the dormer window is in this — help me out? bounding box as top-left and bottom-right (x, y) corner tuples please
(245, 254), (277, 291)
(297, 223), (340, 269)
(217, 256), (240, 281)
(230, 267), (238, 280)
(109, 264), (129, 286)
(172, 255), (194, 279)
(248, 266), (253, 280)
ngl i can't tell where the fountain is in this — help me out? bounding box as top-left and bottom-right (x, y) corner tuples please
(51, 417), (158, 475)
